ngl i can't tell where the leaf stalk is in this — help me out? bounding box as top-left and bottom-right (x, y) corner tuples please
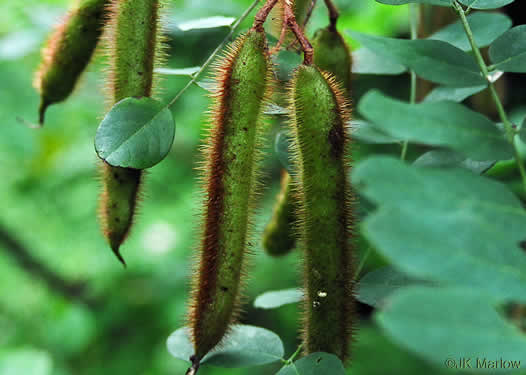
(453, 0), (526, 191)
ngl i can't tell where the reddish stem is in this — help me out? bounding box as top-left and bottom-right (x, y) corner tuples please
(270, 5), (288, 55)
(253, 0), (280, 32)
(286, 0), (317, 51)
(283, 1), (313, 65)
(252, 0), (313, 65)
(323, 0), (339, 31)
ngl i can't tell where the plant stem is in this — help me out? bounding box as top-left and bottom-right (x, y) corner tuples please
(285, 0), (318, 51)
(166, 0), (262, 108)
(286, 344), (304, 364)
(400, 140), (409, 161)
(283, 0), (313, 65)
(253, 0), (279, 31)
(401, 3), (419, 161)
(409, 3), (418, 105)
(323, 0), (339, 31)
(453, 1), (526, 190)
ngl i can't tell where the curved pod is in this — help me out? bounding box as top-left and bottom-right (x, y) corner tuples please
(34, 0), (109, 124)
(188, 29), (273, 363)
(99, 0), (164, 265)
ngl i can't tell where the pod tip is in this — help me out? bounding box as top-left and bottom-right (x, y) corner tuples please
(38, 99), (50, 125)
(111, 243), (127, 268)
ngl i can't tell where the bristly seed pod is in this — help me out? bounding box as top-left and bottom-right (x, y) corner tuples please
(187, 28), (273, 367)
(264, 25), (352, 259)
(312, 26), (352, 94)
(103, 0), (166, 106)
(99, 0), (165, 265)
(34, 0), (109, 124)
(99, 166), (142, 265)
(288, 64), (354, 361)
(262, 171), (297, 256)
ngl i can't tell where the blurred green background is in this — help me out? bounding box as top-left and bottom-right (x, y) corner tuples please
(0, 0), (475, 374)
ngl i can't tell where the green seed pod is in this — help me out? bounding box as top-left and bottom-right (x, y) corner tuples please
(99, 0), (164, 265)
(99, 166), (142, 265)
(34, 0), (109, 124)
(262, 171), (297, 256)
(188, 29), (272, 366)
(288, 65), (354, 361)
(312, 27), (352, 94)
(104, 0), (165, 105)
(265, 26), (352, 253)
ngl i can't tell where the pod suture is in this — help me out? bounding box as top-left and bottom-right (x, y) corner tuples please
(34, 0), (109, 124)
(187, 28), (273, 371)
(99, 0), (165, 266)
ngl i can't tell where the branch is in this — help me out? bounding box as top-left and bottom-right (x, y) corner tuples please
(0, 223), (99, 310)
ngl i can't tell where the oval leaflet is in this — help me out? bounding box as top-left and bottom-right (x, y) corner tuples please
(95, 97), (175, 169)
